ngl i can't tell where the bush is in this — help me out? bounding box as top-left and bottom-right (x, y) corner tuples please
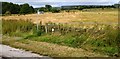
(51, 8), (60, 13)
(5, 11), (11, 16)
(32, 25), (45, 36)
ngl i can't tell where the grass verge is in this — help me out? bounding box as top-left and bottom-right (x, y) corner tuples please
(2, 37), (107, 57)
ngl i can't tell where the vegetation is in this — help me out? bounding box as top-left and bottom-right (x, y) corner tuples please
(45, 5), (52, 12)
(2, 2), (35, 15)
(2, 19), (34, 36)
(2, 37), (106, 57)
(39, 7), (47, 12)
(38, 4), (119, 12)
(2, 2), (119, 14)
(39, 5), (61, 13)
(51, 8), (61, 13)
(2, 19), (119, 56)
(2, 2), (119, 56)
(61, 5), (117, 10)
(20, 3), (35, 14)
(2, 2), (20, 14)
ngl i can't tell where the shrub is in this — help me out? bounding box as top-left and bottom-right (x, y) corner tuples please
(51, 8), (60, 13)
(5, 11), (11, 15)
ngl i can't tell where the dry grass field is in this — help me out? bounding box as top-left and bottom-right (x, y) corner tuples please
(2, 10), (118, 26)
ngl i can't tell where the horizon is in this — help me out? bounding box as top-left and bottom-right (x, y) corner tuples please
(2, 0), (119, 8)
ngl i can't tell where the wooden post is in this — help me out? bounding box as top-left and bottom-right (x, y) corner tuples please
(37, 10), (40, 32)
(45, 23), (48, 33)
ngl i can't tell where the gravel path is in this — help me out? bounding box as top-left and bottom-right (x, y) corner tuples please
(0, 44), (52, 59)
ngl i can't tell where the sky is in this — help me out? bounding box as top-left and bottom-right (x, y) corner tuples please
(1, 0), (120, 8)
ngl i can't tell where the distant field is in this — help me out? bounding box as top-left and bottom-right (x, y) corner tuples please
(2, 9), (118, 26)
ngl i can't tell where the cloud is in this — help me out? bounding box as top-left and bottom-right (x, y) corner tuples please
(3, 0), (119, 3)
(3, 0), (119, 8)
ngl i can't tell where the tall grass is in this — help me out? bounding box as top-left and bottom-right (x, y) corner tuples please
(2, 19), (34, 36)
(2, 19), (119, 56)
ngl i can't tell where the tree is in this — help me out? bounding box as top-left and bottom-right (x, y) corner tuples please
(29, 6), (35, 13)
(39, 7), (47, 12)
(51, 8), (60, 13)
(13, 4), (20, 14)
(19, 3), (30, 14)
(2, 2), (20, 14)
(114, 4), (120, 8)
(19, 3), (35, 14)
(45, 5), (52, 11)
(2, 2), (35, 15)
(19, 4), (35, 14)
(78, 6), (84, 10)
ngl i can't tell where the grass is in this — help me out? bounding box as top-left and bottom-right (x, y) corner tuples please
(82, 39), (118, 55)
(25, 32), (118, 56)
(2, 37), (107, 57)
(2, 19), (119, 56)
(2, 9), (118, 25)
(28, 33), (78, 47)
(0, 19), (2, 34)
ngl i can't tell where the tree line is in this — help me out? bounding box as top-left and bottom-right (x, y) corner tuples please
(38, 4), (119, 12)
(37, 5), (61, 13)
(2, 2), (35, 15)
(2, 2), (120, 15)
(61, 4), (119, 10)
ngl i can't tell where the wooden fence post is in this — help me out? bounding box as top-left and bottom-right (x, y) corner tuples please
(45, 23), (48, 33)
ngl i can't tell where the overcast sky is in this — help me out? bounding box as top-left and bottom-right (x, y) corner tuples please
(2, 0), (120, 8)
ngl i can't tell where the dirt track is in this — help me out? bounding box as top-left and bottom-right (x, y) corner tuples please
(0, 44), (52, 59)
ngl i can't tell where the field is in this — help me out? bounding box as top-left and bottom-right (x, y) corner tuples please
(1, 9), (119, 57)
(2, 9), (118, 25)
